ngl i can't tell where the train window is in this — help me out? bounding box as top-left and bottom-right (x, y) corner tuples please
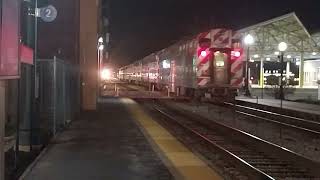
(214, 51), (226, 67)
(162, 60), (171, 69)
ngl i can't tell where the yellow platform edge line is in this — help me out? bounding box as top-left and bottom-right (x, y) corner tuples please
(121, 98), (223, 180)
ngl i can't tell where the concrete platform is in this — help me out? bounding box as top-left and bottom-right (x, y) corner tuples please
(124, 99), (222, 180)
(20, 98), (221, 180)
(236, 97), (320, 115)
(20, 98), (173, 180)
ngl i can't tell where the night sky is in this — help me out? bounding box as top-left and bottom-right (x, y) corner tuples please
(105, 0), (320, 67)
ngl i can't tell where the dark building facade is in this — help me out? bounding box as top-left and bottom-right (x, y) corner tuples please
(38, 0), (80, 65)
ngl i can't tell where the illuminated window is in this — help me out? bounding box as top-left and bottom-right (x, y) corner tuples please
(162, 60), (171, 69)
(214, 51), (226, 67)
(305, 72), (310, 83)
(313, 72), (317, 81)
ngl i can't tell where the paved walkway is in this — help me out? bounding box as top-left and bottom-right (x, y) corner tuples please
(237, 97), (320, 115)
(22, 98), (173, 180)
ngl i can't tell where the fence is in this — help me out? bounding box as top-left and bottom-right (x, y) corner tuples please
(38, 57), (80, 136)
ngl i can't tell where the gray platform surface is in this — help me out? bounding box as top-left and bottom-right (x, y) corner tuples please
(237, 97), (320, 115)
(22, 98), (173, 180)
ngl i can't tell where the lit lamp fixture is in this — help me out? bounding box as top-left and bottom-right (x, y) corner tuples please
(98, 44), (104, 51)
(278, 42), (287, 52)
(312, 52), (317, 56)
(244, 34), (254, 45)
(274, 51), (280, 55)
(278, 42), (287, 101)
(98, 37), (104, 43)
(296, 58), (301, 66)
(243, 34), (254, 96)
(97, 43), (105, 96)
(286, 55), (292, 59)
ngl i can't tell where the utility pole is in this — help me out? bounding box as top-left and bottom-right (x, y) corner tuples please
(278, 42), (288, 108)
(30, 0), (38, 152)
(244, 34), (254, 97)
(245, 46), (251, 96)
(280, 52), (284, 100)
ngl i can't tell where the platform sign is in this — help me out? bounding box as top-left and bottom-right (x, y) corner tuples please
(0, 0), (20, 79)
(40, 5), (58, 22)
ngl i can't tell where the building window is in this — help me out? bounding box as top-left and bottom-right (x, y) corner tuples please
(313, 72), (318, 81)
(305, 72), (310, 83)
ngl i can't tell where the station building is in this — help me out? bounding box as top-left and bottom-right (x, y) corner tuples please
(235, 13), (320, 100)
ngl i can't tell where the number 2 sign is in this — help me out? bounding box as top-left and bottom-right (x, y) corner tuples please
(40, 5), (57, 22)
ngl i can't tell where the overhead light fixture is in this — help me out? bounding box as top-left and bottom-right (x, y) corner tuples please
(312, 52), (317, 56)
(98, 44), (104, 50)
(266, 57), (271, 61)
(162, 60), (171, 69)
(98, 37), (104, 43)
(278, 42), (288, 52)
(274, 51), (280, 55)
(286, 55), (292, 59)
(244, 34), (254, 45)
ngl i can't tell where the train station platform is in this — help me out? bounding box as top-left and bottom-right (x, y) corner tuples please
(236, 97), (320, 115)
(20, 98), (222, 180)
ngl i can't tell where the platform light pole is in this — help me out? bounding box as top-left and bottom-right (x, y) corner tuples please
(244, 34), (254, 97)
(97, 38), (104, 96)
(98, 44), (104, 74)
(30, 0), (39, 152)
(278, 42), (287, 108)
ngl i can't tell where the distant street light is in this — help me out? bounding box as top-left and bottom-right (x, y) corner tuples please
(244, 34), (254, 45)
(278, 42), (287, 105)
(244, 34), (254, 96)
(98, 44), (104, 50)
(97, 42), (104, 96)
(98, 37), (104, 43)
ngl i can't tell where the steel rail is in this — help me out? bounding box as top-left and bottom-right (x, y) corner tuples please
(153, 105), (274, 180)
(224, 102), (320, 135)
(151, 102), (320, 179)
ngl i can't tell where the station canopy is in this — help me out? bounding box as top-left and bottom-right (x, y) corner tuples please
(235, 12), (320, 61)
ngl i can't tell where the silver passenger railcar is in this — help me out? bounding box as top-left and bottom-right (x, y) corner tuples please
(119, 28), (244, 101)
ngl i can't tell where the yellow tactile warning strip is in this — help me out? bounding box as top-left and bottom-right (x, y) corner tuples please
(121, 98), (223, 180)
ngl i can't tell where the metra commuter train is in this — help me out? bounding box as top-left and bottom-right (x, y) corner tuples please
(119, 29), (244, 102)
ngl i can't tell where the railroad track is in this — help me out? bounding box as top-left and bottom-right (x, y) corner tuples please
(116, 83), (139, 91)
(224, 101), (320, 134)
(145, 101), (320, 180)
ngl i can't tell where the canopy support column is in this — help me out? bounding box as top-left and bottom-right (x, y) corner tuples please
(299, 41), (305, 88)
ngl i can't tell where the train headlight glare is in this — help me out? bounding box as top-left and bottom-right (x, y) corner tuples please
(101, 69), (111, 80)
